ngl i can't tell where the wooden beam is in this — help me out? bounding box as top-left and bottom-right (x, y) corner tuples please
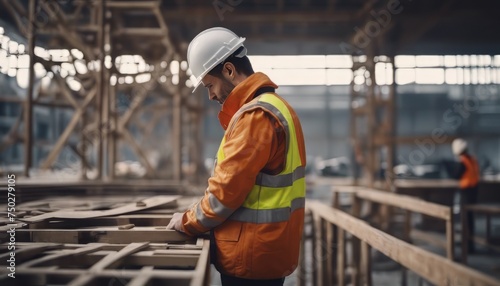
(37, 25), (100, 34)
(127, 266), (154, 286)
(29, 214), (174, 229)
(21, 196), (179, 223)
(472, 236), (500, 253)
(172, 91), (182, 181)
(0, 243), (61, 263)
(152, 7), (176, 57)
(40, 87), (97, 169)
(446, 213), (455, 261)
(18, 227), (191, 244)
(24, 0), (36, 177)
(354, 188), (451, 220)
(297, 224), (306, 286)
(106, 1), (160, 9)
(464, 204), (500, 214)
(113, 28), (165, 37)
(38, 0), (95, 61)
(0, 106), (23, 153)
(313, 213), (324, 286)
(325, 222), (334, 286)
(2, 267), (195, 279)
(360, 241), (372, 286)
(53, 73), (80, 109)
(306, 200), (500, 286)
(0, 96), (24, 103)
(0, 0), (27, 37)
(189, 240), (210, 286)
(19, 243), (105, 268)
(108, 83), (117, 179)
(410, 229), (448, 250)
(121, 129), (158, 177)
(336, 227), (345, 286)
(96, 0), (105, 180)
(67, 242), (150, 286)
(118, 79), (156, 130)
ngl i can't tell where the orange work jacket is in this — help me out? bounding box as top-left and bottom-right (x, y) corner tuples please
(459, 154), (479, 189)
(181, 72), (306, 279)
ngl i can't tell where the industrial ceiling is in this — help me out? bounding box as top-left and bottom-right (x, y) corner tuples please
(2, 0), (500, 58)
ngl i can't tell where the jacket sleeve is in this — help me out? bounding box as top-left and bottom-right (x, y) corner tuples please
(181, 109), (280, 236)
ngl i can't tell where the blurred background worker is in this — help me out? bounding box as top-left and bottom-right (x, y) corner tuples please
(167, 27), (306, 286)
(452, 138), (480, 253)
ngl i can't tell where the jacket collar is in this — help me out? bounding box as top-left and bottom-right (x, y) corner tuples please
(218, 72), (278, 130)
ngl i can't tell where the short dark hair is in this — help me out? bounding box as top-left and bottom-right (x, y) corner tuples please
(208, 47), (254, 78)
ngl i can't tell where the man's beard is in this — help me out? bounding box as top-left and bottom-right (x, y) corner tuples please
(218, 77), (235, 105)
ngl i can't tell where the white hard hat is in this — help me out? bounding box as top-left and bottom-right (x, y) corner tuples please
(187, 27), (246, 92)
(452, 138), (467, 156)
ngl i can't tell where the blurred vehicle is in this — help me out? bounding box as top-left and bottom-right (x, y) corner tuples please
(315, 156), (350, 177)
(393, 159), (461, 179)
(115, 160), (146, 178)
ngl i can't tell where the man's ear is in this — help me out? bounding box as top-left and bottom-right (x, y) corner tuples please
(222, 62), (235, 81)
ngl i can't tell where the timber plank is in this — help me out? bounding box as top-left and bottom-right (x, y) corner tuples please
(28, 214), (173, 229)
(190, 240), (211, 286)
(90, 242), (150, 270)
(21, 196), (180, 223)
(411, 229), (447, 250)
(464, 204), (500, 214)
(0, 267), (195, 279)
(127, 266), (154, 286)
(0, 243), (62, 264)
(19, 243), (106, 268)
(355, 189), (451, 220)
(17, 227), (191, 244)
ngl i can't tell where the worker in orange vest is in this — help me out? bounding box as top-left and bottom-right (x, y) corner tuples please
(452, 138), (480, 253)
(167, 27), (306, 286)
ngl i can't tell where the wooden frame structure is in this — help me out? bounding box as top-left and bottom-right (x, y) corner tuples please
(299, 200), (500, 286)
(0, 0), (203, 182)
(462, 204), (500, 264)
(0, 240), (210, 286)
(332, 186), (455, 261)
(0, 194), (210, 286)
(349, 51), (396, 190)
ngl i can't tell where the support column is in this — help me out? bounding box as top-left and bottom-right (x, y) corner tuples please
(24, 0), (36, 177)
(96, 0), (105, 179)
(172, 90), (182, 181)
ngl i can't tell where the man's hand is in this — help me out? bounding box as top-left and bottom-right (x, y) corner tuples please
(167, 212), (185, 232)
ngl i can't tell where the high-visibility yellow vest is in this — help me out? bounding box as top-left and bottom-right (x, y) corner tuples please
(216, 93), (306, 223)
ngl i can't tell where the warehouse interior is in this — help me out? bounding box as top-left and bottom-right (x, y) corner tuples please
(0, 0), (500, 285)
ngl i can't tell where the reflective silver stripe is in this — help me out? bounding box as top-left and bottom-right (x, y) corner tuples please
(195, 193), (235, 229)
(227, 96), (291, 158)
(208, 192), (234, 219)
(257, 166), (305, 188)
(195, 202), (221, 229)
(229, 197), (305, 224)
(256, 101), (290, 157)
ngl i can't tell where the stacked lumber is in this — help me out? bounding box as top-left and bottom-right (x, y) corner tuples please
(0, 195), (209, 286)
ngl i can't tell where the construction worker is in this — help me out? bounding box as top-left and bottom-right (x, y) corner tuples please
(167, 27), (306, 286)
(452, 138), (480, 253)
